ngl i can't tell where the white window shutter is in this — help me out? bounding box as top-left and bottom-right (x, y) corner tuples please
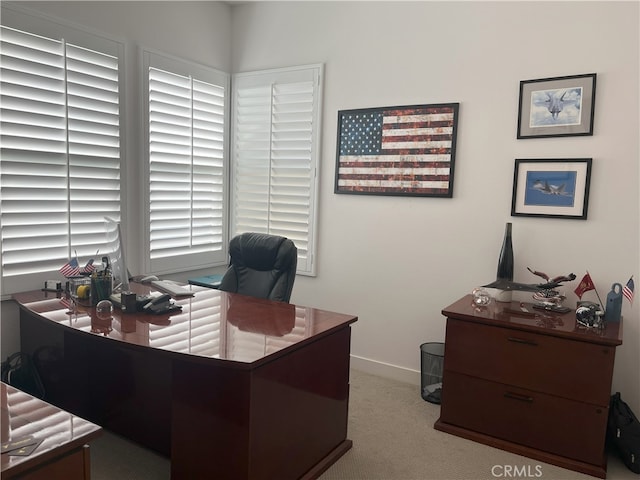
(1, 23), (122, 296)
(66, 43), (121, 251)
(192, 79), (226, 251)
(148, 67), (195, 260)
(232, 84), (272, 232)
(1, 27), (68, 278)
(144, 51), (229, 274)
(232, 65), (322, 275)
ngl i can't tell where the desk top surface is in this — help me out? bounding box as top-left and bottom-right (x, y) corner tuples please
(442, 294), (622, 346)
(13, 283), (358, 365)
(1, 382), (102, 476)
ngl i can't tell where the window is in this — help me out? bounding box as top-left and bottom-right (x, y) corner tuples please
(143, 51), (229, 275)
(0, 10), (123, 296)
(231, 65), (323, 275)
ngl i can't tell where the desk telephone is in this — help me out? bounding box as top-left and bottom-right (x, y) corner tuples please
(142, 294), (180, 315)
(110, 293), (181, 314)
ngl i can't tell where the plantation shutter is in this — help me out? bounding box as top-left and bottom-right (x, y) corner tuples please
(0, 23), (121, 296)
(144, 51), (229, 274)
(232, 65), (322, 275)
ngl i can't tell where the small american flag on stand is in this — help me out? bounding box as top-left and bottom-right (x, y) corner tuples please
(59, 257), (80, 277)
(81, 259), (96, 275)
(623, 276), (634, 305)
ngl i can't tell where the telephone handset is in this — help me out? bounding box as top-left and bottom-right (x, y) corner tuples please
(142, 294), (176, 314)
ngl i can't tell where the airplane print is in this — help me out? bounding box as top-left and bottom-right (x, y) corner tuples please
(511, 158), (591, 219)
(525, 170), (577, 207)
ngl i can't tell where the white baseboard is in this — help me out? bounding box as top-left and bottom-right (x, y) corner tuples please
(350, 354), (420, 386)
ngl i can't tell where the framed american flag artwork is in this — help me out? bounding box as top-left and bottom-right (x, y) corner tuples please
(334, 103), (459, 197)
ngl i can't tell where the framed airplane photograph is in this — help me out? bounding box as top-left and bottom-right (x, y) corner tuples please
(511, 158), (592, 219)
(517, 73), (596, 139)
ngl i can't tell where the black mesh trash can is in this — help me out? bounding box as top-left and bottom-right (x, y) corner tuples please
(420, 342), (444, 404)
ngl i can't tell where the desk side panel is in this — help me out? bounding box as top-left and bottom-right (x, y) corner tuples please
(250, 327), (352, 480)
(171, 359), (251, 480)
(170, 327), (352, 480)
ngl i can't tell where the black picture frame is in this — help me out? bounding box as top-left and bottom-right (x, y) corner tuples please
(334, 103), (459, 197)
(517, 73), (596, 139)
(511, 158), (592, 219)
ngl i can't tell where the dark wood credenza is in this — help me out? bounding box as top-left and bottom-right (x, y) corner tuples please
(435, 295), (623, 479)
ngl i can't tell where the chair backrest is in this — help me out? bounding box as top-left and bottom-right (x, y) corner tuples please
(219, 232), (297, 303)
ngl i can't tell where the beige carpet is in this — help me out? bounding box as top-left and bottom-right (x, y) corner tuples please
(91, 369), (637, 480)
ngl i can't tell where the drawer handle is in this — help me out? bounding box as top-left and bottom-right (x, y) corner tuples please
(507, 337), (538, 346)
(504, 392), (534, 403)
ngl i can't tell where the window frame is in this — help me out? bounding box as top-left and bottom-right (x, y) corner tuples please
(231, 64), (323, 276)
(142, 48), (230, 276)
(0, 4), (126, 297)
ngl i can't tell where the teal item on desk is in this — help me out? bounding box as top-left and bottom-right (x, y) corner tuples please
(604, 283), (623, 322)
(188, 274), (223, 289)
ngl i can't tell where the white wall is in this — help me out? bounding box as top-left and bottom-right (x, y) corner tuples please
(231, 1), (640, 412)
(1, 1), (638, 414)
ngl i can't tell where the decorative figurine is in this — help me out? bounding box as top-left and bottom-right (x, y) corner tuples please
(527, 267), (576, 310)
(526, 267), (576, 289)
(481, 224), (572, 299)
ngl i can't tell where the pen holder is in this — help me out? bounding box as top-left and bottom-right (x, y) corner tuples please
(91, 276), (112, 305)
(69, 277), (92, 307)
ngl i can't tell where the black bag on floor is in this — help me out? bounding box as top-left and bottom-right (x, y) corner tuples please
(1, 352), (46, 399)
(607, 392), (640, 473)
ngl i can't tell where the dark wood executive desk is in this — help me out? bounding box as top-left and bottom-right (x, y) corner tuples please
(1, 382), (102, 479)
(435, 295), (623, 479)
(13, 283), (358, 480)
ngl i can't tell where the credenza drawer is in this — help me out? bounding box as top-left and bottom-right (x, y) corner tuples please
(444, 319), (615, 405)
(440, 371), (608, 465)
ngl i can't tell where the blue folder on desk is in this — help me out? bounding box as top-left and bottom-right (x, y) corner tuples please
(188, 274), (223, 289)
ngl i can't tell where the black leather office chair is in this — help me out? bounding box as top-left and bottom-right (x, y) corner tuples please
(219, 232), (297, 303)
